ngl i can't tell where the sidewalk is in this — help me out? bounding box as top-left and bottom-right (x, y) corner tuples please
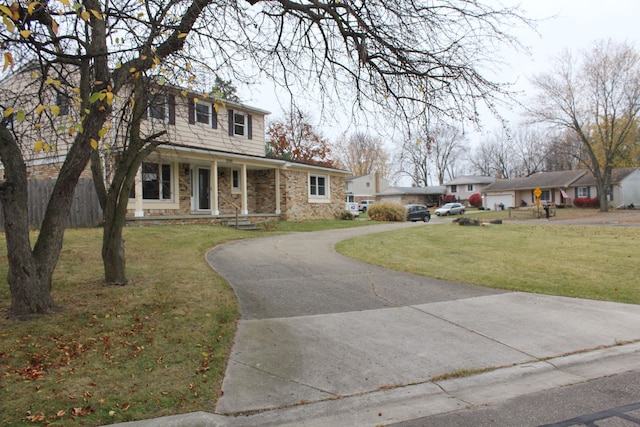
(110, 222), (640, 427)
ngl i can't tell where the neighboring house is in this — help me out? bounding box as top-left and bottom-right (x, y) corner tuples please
(570, 167), (640, 208)
(1, 69), (350, 225)
(481, 168), (640, 209)
(345, 172), (389, 203)
(442, 175), (495, 203)
(377, 186), (446, 207)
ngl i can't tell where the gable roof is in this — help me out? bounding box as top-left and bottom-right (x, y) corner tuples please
(572, 167), (640, 186)
(482, 170), (587, 192)
(444, 175), (495, 186)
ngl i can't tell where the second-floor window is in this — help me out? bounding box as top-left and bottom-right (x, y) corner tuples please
(148, 94), (168, 121)
(189, 99), (217, 128)
(56, 93), (71, 116)
(145, 93), (175, 125)
(228, 109), (253, 139)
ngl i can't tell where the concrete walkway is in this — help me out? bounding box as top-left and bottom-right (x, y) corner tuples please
(113, 221), (640, 426)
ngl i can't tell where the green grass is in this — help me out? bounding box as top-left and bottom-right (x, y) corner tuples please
(336, 222), (640, 304)
(2, 214), (639, 425)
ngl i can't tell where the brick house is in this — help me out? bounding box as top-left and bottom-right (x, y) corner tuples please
(1, 70), (350, 225)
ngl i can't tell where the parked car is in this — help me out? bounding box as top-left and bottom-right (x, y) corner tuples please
(434, 202), (466, 216)
(358, 199), (376, 212)
(406, 204), (431, 222)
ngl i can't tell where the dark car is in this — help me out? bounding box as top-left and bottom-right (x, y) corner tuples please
(406, 204), (431, 222)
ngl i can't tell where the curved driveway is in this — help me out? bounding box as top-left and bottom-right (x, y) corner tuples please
(208, 222), (500, 320)
(207, 221), (640, 423)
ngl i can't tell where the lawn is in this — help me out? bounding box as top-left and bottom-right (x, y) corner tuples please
(336, 221), (640, 304)
(0, 226), (249, 426)
(2, 213), (639, 425)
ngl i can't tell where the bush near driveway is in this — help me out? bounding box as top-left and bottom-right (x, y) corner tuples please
(367, 201), (406, 222)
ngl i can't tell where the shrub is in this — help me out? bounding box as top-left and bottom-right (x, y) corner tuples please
(367, 201), (406, 221)
(574, 197), (600, 208)
(468, 193), (482, 208)
(442, 194), (456, 204)
(341, 211), (355, 220)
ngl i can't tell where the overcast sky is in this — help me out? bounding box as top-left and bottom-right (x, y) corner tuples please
(240, 1), (640, 150)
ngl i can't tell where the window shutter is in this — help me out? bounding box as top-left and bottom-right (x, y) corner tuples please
(587, 187), (591, 198)
(211, 109), (217, 129)
(168, 94), (176, 125)
(248, 114), (252, 139)
(228, 109), (234, 136)
(575, 187), (578, 198)
(610, 185), (614, 201)
(188, 99), (195, 124)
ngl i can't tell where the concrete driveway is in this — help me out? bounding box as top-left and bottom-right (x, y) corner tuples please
(205, 222), (640, 426)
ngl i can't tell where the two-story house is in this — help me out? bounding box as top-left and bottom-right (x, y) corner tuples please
(1, 69), (350, 225)
(443, 176), (495, 204)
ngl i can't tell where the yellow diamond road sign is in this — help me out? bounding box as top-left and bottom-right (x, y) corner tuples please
(534, 187), (542, 197)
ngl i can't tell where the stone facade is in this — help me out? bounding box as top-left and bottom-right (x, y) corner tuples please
(279, 169), (345, 221)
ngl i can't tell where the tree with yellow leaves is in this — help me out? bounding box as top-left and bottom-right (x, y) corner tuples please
(532, 40), (640, 212)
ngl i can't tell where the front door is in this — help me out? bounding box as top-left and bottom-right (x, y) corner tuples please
(197, 168), (210, 210)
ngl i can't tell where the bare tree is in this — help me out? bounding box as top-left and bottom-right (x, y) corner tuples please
(430, 124), (468, 185)
(398, 135), (431, 187)
(334, 132), (391, 178)
(0, 0), (531, 318)
(512, 126), (549, 176)
(544, 130), (583, 171)
(531, 40), (640, 211)
(470, 130), (520, 178)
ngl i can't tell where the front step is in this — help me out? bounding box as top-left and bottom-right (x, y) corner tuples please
(224, 218), (261, 231)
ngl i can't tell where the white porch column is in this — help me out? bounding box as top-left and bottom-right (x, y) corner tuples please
(134, 165), (144, 217)
(275, 168), (281, 214)
(211, 160), (219, 215)
(241, 163), (248, 215)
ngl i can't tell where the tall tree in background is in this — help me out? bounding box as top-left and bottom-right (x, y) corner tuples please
(334, 132), (390, 177)
(267, 110), (334, 167)
(544, 130), (583, 171)
(429, 124), (467, 185)
(398, 136), (431, 187)
(1, 0), (531, 318)
(532, 40), (640, 211)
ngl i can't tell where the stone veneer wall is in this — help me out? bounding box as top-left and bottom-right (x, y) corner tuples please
(279, 169), (346, 221)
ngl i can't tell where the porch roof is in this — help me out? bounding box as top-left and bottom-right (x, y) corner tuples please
(378, 185), (446, 196)
(157, 143), (352, 175)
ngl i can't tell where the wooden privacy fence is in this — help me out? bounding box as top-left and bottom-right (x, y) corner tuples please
(0, 178), (103, 231)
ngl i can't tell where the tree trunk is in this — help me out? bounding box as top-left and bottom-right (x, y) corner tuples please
(0, 126), (58, 318)
(102, 214), (128, 285)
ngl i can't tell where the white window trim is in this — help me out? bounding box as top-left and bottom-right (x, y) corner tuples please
(195, 101), (212, 127)
(308, 173), (330, 203)
(233, 112), (248, 137)
(147, 93), (170, 124)
(577, 187), (589, 198)
(231, 169), (242, 194)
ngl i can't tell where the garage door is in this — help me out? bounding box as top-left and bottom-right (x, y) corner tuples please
(485, 193), (514, 210)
